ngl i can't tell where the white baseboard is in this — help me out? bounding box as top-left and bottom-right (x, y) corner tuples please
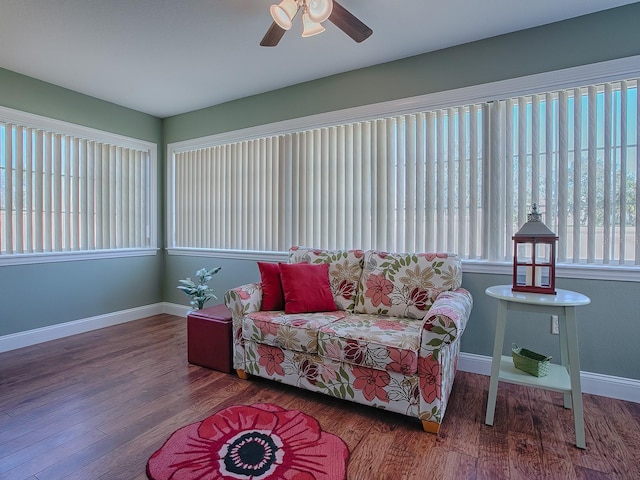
(458, 352), (640, 404)
(162, 302), (192, 318)
(1, 311), (637, 404)
(0, 303), (166, 353)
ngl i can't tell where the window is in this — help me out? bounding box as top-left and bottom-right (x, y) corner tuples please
(167, 57), (640, 276)
(0, 107), (157, 264)
(169, 108), (484, 256)
(489, 82), (639, 265)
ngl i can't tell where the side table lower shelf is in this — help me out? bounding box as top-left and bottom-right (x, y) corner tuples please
(496, 356), (571, 392)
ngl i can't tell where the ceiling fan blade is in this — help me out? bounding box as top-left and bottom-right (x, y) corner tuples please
(329, 1), (372, 43)
(260, 22), (286, 47)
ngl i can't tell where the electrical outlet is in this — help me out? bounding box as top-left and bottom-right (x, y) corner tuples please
(551, 315), (559, 334)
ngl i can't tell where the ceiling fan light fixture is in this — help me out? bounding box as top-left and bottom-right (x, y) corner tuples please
(270, 0), (299, 30)
(301, 12), (325, 37)
(306, 0), (333, 24)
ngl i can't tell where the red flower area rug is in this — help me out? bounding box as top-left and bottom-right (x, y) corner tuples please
(146, 403), (349, 480)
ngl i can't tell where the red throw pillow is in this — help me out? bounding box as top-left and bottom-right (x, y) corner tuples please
(258, 262), (285, 311)
(279, 263), (337, 314)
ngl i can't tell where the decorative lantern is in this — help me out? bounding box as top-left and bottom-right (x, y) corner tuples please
(512, 204), (558, 295)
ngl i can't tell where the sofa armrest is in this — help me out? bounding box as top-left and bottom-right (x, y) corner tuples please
(224, 283), (264, 371)
(420, 288), (473, 355)
(224, 282), (263, 318)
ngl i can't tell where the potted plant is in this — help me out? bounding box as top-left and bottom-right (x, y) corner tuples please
(177, 267), (221, 310)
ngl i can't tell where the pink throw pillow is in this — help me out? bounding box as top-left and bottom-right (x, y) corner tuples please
(279, 263), (337, 314)
(258, 262), (285, 311)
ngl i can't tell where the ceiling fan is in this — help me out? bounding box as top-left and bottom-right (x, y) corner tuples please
(260, 0), (373, 47)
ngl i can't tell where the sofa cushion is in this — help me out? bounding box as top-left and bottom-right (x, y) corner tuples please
(243, 310), (349, 354)
(258, 262), (285, 311)
(354, 251), (462, 319)
(317, 314), (423, 375)
(279, 262), (337, 314)
(289, 247), (364, 311)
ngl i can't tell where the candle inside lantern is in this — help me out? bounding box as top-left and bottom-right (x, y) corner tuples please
(525, 266), (542, 287)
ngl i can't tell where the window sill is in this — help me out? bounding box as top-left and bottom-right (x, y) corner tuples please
(0, 248), (159, 266)
(462, 260), (640, 283)
(166, 248), (640, 283)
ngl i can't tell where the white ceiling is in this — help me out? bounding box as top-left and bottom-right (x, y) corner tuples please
(0, 0), (635, 118)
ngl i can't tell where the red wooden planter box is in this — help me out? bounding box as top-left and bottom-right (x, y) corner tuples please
(187, 304), (233, 373)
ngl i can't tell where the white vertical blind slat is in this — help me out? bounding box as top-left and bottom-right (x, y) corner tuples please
(619, 81), (628, 264)
(457, 107), (467, 257)
(15, 126), (24, 254)
(25, 128), (34, 253)
(212, 147), (220, 248)
(425, 111), (435, 251)
(282, 134), (292, 250)
(140, 150), (148, 248)
(405, 114), (416, 253)
(334, 127), (345, 250)
(114, 146), (122, 249)
(43, 132), (53, 252)
(312, 130), (321, 247)
(71, 138), (80, 251)
(557, 90), (569, 262)
(62, 139), (72, 250)
(351, 124), (360, 248)
(545, 93), (555, 243)
(256, 140), (264, 251)
(320, 129), (331, 249)
(517, 97), (527, 229)
(86, 141), (95, 250)
(232, 142), (240, 248)
(487, 102), (503, 260)
(375, 119), (388, 250)
(504, 99), (514, 259)
(468, 106), (478, 259)
(200, 148), (211, 246)
(572, 88), (582, 263)
(587, 86), (597, 263)
(447, 108), (456, 252)
(121, 148), (129, 248)
(299, 132), (309, 247)
(415, 113), (426, 252)
(35, 130), (44, 252)
(531, 95), (540, 206)
(104, 145), (113, 249)
(436, 110), (445, 251)
(53, 134), (63, 251)
(603, 84), (613, 264)
(393, 117), (403, 252)
(4, 124), (14, 253)
(266, 138), (274, 251)
(361, 122), (372, 250)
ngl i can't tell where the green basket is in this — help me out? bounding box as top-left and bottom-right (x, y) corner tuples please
(512, 344), (552, 377)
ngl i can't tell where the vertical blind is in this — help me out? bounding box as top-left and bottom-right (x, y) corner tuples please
(489, 79), (639, 265)
(170, 77), (639, 267)
(172, 107), (484, 255)
(1, 122), (152, 255)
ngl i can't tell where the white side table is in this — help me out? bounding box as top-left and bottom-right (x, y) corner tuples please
(484, 285), (591, 449)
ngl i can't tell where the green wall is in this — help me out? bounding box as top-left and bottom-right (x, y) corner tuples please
(0, 68), (164, 336)
(163, 3), (640, 381)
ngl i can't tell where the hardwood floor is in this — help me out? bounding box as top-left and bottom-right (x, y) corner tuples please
(1, 314), (639, 480)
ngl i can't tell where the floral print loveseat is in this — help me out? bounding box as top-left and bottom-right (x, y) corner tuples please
(224, 247), (473, 433)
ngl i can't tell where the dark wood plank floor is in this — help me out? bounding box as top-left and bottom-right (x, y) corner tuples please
(1, 314), (639, 480)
